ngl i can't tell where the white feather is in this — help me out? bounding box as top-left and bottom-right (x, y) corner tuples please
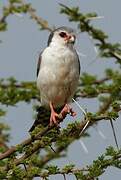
(37, 38), (80, 108)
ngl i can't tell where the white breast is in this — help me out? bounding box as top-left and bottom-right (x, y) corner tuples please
(37, 44), (80, 108)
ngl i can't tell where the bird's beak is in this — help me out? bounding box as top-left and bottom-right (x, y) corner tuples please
(65, 35), (75, 43)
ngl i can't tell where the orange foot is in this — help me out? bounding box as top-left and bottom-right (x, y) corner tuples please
(61, 104), (76, 117)
(49, 102), (59, 126)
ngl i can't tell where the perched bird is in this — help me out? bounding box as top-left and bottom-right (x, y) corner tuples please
(31, 26), (80, 130)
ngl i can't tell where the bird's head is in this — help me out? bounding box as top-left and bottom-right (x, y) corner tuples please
(47, 26), (76, 47)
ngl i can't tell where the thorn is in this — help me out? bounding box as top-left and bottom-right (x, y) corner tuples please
(86, 54), (99, 67)
(72, 99), (90, 137)
(63, 174), (66, 180)
(85, 35), (100, 68)
(79, 120), (90, 136)
(79, 139), (88, 154)
(76, 50), (87, 58)
(109, 119), (119, 150)
(98, 130), (106, 140)
(49, 145), (56, 153)
(23, 163), (27, 172)
(72, 98), (87, 116)
(89, 35), (99, 56)
(94, 126), (106, 140)
(86, 16), (104, 20)
(13, 13), (24, 18)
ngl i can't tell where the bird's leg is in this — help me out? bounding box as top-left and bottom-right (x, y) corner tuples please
(49, 102), (59, 126)
(61, 104), (76, 117)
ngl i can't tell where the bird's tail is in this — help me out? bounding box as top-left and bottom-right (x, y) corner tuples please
(29, 106), (50, 132)
(29, 106), (62, 132)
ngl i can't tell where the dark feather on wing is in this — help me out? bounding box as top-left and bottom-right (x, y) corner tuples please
(37, 54), (42, 77)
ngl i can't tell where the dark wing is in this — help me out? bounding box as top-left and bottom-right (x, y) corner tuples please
(37, 53), (42, 77)
(47, 31), (54, 46)
(75, 50), (81, 75)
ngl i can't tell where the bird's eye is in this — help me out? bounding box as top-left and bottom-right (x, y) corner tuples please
(59, 32), (67, 38)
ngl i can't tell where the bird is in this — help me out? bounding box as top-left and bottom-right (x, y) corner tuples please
(30, 26), (80, 131)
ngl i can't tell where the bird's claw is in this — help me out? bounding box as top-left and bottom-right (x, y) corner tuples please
(61, 104), (76, 117)
(49, 102), (76, 126)
(50, 111), (59, 126)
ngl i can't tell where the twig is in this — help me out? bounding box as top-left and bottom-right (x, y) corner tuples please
(98, 97), (112, 115)
(0, 110), (68, 161)
(0, 0), (53, 32)
(0, 113), (112, 161)
(20, 0), (53, 31)
(63, 174), (66, 180)
(33, 152), (121, 179)
(110, 119), (119, 150)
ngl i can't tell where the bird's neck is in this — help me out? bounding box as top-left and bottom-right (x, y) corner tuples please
(49, 41), (74, 50)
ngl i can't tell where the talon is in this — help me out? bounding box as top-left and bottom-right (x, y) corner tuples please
(50, 111), (59, 126)
(70, 109), (76, 117)
(61, 104), (76, 117)
(49, 102), (59, 126)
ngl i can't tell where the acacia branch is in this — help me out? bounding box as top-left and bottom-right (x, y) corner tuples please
(0, 0), (52, 32)
(60, 4), (121, 63)
(0, 110), (67, 161)
(98, 96), (112, 115)
(0, 111), (116, 163)
(29, 149), (121, 179)
(20, 0), (53, 31)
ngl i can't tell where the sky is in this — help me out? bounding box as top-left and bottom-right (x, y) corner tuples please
(0, 0), (121, 180)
